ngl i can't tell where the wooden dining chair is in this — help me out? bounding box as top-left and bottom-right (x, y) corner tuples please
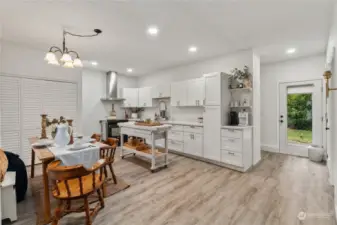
(47, 159), (106, 225)
(91, 133), (101, 142)
(101, 138), (119, 184)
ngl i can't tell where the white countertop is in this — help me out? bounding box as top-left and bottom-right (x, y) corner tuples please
(221, 125), (253, 129)
(118, 122), (172, 131)
(161, 120), (204, 127)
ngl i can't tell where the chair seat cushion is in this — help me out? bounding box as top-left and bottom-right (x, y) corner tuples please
(53, 173), (105, 199)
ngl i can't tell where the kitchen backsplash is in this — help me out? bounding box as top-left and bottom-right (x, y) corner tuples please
(140, 100), (204, 122)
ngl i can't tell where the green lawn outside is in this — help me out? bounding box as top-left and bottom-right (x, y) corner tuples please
(287, 128), (312, 144)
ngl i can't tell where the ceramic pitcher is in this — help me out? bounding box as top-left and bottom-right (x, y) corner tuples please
(54, 123), (70, 147)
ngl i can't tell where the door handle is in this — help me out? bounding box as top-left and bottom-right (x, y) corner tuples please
(326, 127), (330, 130)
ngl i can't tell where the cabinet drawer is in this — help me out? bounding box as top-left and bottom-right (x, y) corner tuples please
(221, 150), (243, 167)
(221, 128), (242, 138)
(168, 140), (183, 152)
(171, 125), (184, 131)
(168, 130), (183, 141)
(183, 125), (203, 134)
(221, 137), (242, 152)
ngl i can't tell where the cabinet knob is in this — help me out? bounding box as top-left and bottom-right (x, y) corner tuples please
(228, 152), (235, 155)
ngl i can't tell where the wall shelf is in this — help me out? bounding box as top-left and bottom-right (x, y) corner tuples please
(229, 88), (252, 92)
(230, 106), (252, 109)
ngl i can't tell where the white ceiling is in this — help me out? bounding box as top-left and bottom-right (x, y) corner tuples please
(0, 0), (333, 76)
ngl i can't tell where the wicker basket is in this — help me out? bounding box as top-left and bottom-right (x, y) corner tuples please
(0, 149), (8, 183)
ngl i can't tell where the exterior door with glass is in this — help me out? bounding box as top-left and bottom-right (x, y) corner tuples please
(279, 80), (323, 157)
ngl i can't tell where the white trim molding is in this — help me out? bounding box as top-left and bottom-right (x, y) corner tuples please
(261, 144), (279, 153)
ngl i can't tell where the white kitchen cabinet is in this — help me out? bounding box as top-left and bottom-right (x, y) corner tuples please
(205, 73), (221, 106)
(152, 84), (170, 98)
(183, 132), (203, 157)
(122, 88), (139, 107)
(187, 77), (205, 106)
(171, 81), (187, 106)
(221, 127), (253, 171)
(203, 106), (221, 161)
(138, 87), (152, 107)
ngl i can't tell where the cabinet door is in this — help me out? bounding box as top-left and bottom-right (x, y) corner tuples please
(139, 87), (152, 107)
(123, 88), (138, 107)
(205, 74), (221, 106)
(187, 78), (205, 106)
(152, 84), (170, 98)
(183, 133), (203, 157)
(203, 106), (221, 161)
(171, 81), (187, 106)
(183, 133), (193, 155)
(192, 133), (203, 157)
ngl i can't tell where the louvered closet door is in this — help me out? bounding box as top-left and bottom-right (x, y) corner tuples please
(0, 76), (21, 155)
(57, 82), (78, 131)
(42, 81), (78, 129)
(21, 78), (44, 165)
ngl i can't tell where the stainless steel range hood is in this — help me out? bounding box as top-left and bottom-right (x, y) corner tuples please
(100, 71), (125, 101)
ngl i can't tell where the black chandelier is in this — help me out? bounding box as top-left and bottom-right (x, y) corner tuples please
(44, 29), (102, 68)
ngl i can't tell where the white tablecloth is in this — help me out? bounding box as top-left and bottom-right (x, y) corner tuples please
(49, 143), (100, 169)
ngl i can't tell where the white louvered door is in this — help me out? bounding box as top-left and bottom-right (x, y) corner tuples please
(0, 76), (21, 155)
(0, 75), (78, 166)
(21, 78), (44, 165)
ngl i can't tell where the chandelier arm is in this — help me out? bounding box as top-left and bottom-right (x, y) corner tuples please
(67, 50), (80, 59)
(49, 46), (63, 54)
(64, 30), (101, 38)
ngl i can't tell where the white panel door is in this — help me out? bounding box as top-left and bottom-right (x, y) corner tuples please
(279, 80), (323, 157)
(21, 78), (44, 165)
(0, 76), (21, 155)
(205, 74), (221, 106)
(203, 106), (221, 161)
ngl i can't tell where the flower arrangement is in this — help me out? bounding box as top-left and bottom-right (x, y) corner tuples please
(229, 66), (252, 88)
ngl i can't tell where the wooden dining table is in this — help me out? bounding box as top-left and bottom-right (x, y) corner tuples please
(29, 137), (110, 225)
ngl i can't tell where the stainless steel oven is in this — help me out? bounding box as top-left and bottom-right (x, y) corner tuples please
(100, 119), (128, 145)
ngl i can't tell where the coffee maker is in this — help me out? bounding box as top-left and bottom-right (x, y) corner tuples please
(229, 111), (239, 126)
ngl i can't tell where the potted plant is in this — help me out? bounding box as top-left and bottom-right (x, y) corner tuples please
(229, 66), (252, 88)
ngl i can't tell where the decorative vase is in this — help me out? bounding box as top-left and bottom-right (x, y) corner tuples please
(67, 119), (74, 145)
(54, 124), (70, 147)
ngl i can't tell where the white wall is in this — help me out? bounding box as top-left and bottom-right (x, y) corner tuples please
(81, 69), (137, 136)
(260, 54), (325, 151)
(326, 1), (337, 204)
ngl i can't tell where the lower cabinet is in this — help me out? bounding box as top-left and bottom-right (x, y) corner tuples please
(168, 139), (184, 152)
(183, 132), (203, 157)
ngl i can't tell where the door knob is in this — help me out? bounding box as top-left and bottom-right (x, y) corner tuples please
(279, 120), (284, 123)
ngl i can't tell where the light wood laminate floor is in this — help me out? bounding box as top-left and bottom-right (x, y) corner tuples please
(6, 151), (336, 225)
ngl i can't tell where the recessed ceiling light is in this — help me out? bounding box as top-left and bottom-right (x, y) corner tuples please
(188, 46), (198, 53)
(147, 26), (159, 36)
(91, 61), (98, 66)
(286, 48), (296, 54)
(127, 68), (133, 73)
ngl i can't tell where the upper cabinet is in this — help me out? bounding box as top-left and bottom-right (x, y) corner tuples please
(205, 73), (221, 106)
(151, 84), (170, 98)
(138, 87), (153, 107)
(187, 77), (205, 106)
(122, 88), (139, 107)
(171, 81), (187, 106)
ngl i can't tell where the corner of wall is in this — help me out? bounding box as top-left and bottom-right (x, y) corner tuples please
(252, 51), (261, 164)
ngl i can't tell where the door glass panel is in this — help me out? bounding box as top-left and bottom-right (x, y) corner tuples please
(287, 93), (312, 144)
